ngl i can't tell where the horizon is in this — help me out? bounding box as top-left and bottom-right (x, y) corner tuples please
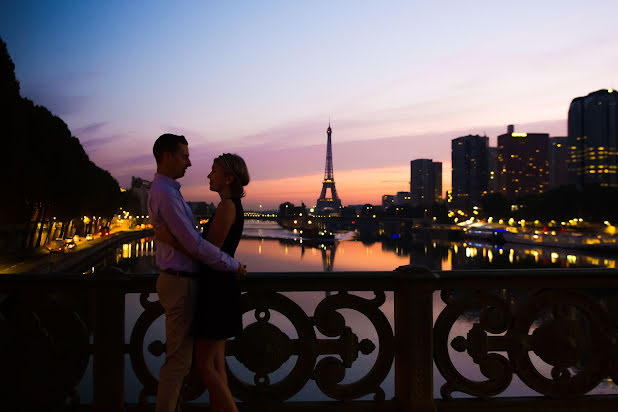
(2, 1), (616, 209)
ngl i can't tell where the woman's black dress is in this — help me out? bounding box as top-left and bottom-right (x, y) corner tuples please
(193, 198), (244, 339)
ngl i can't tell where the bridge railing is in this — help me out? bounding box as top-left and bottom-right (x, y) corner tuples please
(1, 266), (617, 411)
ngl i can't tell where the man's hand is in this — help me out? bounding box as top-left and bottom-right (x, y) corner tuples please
(236, 262), (247, 279)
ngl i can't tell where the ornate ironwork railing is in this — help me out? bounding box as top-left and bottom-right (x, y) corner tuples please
(1, 266), (618, 411)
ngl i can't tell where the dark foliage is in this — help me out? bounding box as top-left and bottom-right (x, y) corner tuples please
(0, 37), (121, 231)
(480, 193), (510, 219)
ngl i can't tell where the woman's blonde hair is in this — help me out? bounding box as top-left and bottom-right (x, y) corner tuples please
(214, 153), (250, 198)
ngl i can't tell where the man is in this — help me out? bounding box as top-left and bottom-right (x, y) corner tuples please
(148, 133), (246, 412)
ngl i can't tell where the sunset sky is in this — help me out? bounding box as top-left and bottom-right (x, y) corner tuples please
(2, 1), (617, 209)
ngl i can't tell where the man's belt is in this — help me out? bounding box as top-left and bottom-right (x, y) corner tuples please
(162, 269), (199, 278)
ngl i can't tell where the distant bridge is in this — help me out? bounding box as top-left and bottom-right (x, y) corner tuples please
(244, 211), (279, 220)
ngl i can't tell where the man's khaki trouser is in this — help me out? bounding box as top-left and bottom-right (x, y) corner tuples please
(155, 273), (197, 412)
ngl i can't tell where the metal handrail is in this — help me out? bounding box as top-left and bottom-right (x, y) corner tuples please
(1, 266), (617, 412)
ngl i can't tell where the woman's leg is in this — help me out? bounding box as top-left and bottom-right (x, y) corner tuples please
(194, 338), (238, 412)
(214, 340), (228, 386)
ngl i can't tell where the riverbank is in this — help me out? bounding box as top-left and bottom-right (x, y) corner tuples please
(0, 229), (153, 274)
(420, 222), (618, 253)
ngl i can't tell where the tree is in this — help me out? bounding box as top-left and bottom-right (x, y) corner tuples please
(0, 37), (123, 249)
(480, 193), (510, 219)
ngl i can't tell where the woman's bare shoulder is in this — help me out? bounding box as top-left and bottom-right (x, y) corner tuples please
(215, 199), (236, 220)
(217, 198), (236, 210)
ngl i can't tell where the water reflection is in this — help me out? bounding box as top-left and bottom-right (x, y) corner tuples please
(82, 236), (156, 274)
(82, 231), (618, 275)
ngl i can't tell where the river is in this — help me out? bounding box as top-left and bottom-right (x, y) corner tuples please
(81, 220), (618, 275)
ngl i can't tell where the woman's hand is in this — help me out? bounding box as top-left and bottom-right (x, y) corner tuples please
(235, 262), (247, 279)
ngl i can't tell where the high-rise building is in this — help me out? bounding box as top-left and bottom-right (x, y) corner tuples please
(497, 125), (549, 199)
(410, 159), (442, 207)
(445, 190), (453, 203)
(433, 163), (442, 203)
(395, 191), (413, 206)
(487, 147), (498, 194)
(549, 136), (569, 188)
(451, 134), (489, 209)
(567, 89), (618, 188)
(382, 195), (395, 209)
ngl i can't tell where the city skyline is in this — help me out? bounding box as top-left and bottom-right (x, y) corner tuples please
(2, 1), (617, 208)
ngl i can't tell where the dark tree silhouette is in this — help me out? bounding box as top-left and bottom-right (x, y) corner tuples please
(480, 193), (510, 219)
(476, 185), (618, 224)
(0, 37), (122, 250)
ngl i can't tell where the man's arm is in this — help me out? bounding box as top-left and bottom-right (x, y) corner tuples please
(153, 223), (192, 256)
(155, 190), (239, 272)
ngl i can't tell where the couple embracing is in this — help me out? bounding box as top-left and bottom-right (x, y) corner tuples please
(148, 133), (249, 412)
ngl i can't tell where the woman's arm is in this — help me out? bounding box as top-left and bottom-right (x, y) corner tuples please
(206, 199), (236, 248)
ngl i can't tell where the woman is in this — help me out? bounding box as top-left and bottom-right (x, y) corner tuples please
(156, 153), (249, 412)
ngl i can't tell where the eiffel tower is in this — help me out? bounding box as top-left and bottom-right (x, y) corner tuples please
(316, 123), (342, 213)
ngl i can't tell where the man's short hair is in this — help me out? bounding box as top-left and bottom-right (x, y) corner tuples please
(153, 134), (188, 164)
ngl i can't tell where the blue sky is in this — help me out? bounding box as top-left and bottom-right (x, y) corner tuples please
(2, 1), (617, 208)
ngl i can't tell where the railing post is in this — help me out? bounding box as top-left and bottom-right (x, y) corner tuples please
(92, 281), (125, 411)
(394, 265), (436, 412)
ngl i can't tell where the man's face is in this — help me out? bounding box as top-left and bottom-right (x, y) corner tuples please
(169, 143), (191, 179)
